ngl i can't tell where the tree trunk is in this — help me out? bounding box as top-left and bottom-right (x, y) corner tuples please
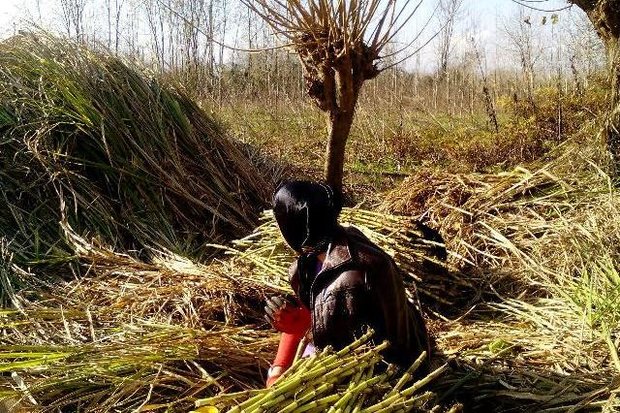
(323, 58), (360, 191)
(325, 108), (355, 191)
(571, 0), (620, 165)
(607, 43), (620, 166)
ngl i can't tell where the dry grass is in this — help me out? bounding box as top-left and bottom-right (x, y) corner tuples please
(2, 141), (619, 411)
(214, 207), (464, 307)
(0, 231), (281, 411)
(211, 94), (587, 208)
(379, 134), (620, 411)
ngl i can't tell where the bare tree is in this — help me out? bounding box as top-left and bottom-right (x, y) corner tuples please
(178, 0), (206, 75)
(565, 9), (606, 92)
(470, 36), (499, 133)
(60, 0), (87, 40)
(503, 8), (543, 113)
(105, 0), (125, 54)
(146, 0), (168, 71)
(436, 0), (463, 80)
(244, 0), (431, 189)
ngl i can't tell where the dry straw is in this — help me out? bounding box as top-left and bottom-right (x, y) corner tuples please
(0, 234), (280, 412)
(381, 138), (620, 411)
(2, 145), (619, 411)
(212, 207), (460, 306)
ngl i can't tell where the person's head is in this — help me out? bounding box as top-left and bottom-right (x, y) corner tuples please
(272, 180), (343, 254)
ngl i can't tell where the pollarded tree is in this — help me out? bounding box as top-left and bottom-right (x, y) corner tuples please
(244, 0), (429, 190)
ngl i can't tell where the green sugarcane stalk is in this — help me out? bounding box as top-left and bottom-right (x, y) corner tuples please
(332, 368), (393, 411)
(276, 355), (313, 382)
(371, 391), (435, 413)
(338, 364), (376, 413)
(297, 359), (361, 395)
(386, 351), (427, 398)
(278, 380), (338, 413)
(245, 348), (382, 413)
(363, 364), (448, 413)
(255, 392), (291, 411)
(195, 389), (264, 407)
(300, 349), (381, 389)
(238, 352), (355, 412)
(328, 368), (366, 413)
(347, 365), (395, 412)
(235, 369), (307, 412)
(350, 363), (376, 413)
(290, 393), (343, 413)
(308, 353), (383, 386)
(335, 330), (376, 356)
(201, 333), (426, 413)
(297, 357), (378, 403)
(266, 363), (350, 412)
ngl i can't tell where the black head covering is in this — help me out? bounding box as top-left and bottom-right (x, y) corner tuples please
(272, 180), (342, 254)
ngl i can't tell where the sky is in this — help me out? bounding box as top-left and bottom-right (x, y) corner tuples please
(0, 0), (593, 72)
(0, 0), (575, 39)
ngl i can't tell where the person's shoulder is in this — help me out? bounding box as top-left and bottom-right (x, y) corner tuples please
(343, 225), (393, 269)
(342, 225), (373, 246)
(288, 259), (298, 278)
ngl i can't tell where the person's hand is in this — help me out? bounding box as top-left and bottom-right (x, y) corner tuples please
(266, 365), (285, 388)
(264, 295), (311, 334)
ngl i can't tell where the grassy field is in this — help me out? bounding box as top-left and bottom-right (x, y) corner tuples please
(211, 82), (606, 203)
(0, 33), (619, 412)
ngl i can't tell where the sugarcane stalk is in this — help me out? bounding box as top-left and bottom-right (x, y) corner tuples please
(363, 364), (448, 413)
(244, 350), (382, 412)
(195, 389), (264, 407)
(301, 346), (382, 387)
(236, 364), (312, 412)
(291, 393), (343, 413)
(239, 352), (351, 412)
(386, 351), (427, 398)
(306, 352), (382, 387)
(350, 364), (375, 413)
(371, 391), (435, 413)
(278, 356), (313, 382)
(328, 368), (366, 413)
(278, 380), (338, 413)
(258, 392), (293, 411)
(335, 330), (376, 356)
(333, 369), (393, 411)
(270, 357), (355, 411)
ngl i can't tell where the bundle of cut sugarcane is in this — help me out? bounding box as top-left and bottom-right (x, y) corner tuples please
(192, 330), (455, 413)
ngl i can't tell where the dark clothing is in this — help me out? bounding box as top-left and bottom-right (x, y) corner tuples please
(289, 225), (430, 372)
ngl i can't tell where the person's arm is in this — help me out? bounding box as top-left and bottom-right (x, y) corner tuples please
(266, 330), (305, 387)
(264, 297), (311, 387)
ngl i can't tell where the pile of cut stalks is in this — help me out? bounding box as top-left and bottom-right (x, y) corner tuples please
(193, 331), (455, 413)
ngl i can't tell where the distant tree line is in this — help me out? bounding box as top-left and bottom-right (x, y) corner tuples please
(17, 0), (607, 117)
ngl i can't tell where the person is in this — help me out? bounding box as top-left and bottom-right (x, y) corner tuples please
(264, 180), (430, 387)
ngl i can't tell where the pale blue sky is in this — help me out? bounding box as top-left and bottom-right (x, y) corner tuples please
(0, 0), (575, 39)
(0, 0), (591, 72)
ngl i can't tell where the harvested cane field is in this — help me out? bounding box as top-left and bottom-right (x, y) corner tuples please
(1, 31), (619, 413)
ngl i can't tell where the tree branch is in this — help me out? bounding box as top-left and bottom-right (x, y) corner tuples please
(510, 0), (573, 12)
